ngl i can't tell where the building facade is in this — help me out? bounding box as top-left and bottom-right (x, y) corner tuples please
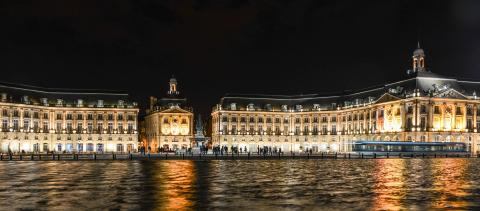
(145, 77), (194, 152)
(211, 45), (480, 154)
(0, 83), (139, 153)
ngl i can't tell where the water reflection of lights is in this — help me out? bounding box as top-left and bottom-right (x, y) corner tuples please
(430, 159), (469, 209)
(154, 161), (196, 210)
(372, 159), (406, 210)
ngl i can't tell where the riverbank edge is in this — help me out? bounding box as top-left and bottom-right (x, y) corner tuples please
(0, 152), (477, 161)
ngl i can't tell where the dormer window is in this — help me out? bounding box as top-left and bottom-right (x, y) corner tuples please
(97, 100), (104, 108)
(281, 105), (288, 112)
(265, 104), (272, 111)
(41, 98), (48, 106)
(230, 103), (237, 111)
(295, 105), (302, 111)
(247, 103), (255, 111)
(22, 96), (29, 104)
(355, 99), (361, 105)
(1, 93), (7, 102)
(56, 99), (63, 106)
(77, 99), (84, 107)
(118, 100), (124, 107)
(313, 104), (320, 110)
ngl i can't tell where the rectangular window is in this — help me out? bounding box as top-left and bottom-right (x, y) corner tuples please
(420, 117), (426, 131)
(108, 122), (113, 133)
(467, 119), (473, 130)
(118, 122), (123, 132)
(13, 119), (19, 131)
(43, 121), (48, 132)
(407, 106), (413, 114)
(322, 125), (327, 134)
(2, 119), (8, 131)
(312, 125), (318, 135)
(77, 123), (83, 133)
(87, 122), (93, 133)
(321, 116), (328, 123)
(331, 116), (337, 122)
(331, 125), (337, 135)
(56, 122), (62, 133)
(97, 123), (103, 133)
(33, 121), (39, 132)
(66, 122), (72, 133)
(23, 120), (29, 131)
(127, 123), (133, 133)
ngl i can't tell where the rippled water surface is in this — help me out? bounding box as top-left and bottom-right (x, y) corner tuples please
(1, 159), (480, 210)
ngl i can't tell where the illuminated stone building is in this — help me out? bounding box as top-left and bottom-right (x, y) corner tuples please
(145, 77), (194, 152)
(0, 83), (139, 153)
(211, 45), (480, 154)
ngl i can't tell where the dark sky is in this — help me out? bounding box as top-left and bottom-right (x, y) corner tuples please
(1, 0), (480, 117)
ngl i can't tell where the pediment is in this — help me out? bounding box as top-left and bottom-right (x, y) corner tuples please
(433, 88), (467, 99)
(160, 106), (192, 114)
(374, 93), (402, 104)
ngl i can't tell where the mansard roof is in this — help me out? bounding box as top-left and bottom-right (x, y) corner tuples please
(0, 81), (137, 108)
(217, 71), (480, 112)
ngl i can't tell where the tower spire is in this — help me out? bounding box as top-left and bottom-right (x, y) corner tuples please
(412, 42), (426, 73)
(168, 76), (179, 95)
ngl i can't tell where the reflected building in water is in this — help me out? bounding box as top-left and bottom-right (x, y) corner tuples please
(211, 44), (480, 154)
(0, 83), (139, 153)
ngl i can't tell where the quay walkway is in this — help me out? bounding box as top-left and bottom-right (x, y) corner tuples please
(0, 152), (477, 161)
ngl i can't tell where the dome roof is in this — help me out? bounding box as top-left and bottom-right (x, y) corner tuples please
(413, 48), (425, 57)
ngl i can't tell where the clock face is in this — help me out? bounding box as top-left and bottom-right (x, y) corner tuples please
(181, 127), (189, 135)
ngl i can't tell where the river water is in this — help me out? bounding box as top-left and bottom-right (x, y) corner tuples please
(0, 159), (479, 210)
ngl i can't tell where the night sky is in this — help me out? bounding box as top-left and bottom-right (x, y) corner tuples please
(1, 0), (480, 118)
